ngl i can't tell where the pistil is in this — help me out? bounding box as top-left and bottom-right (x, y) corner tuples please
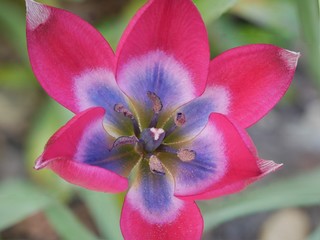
(140, 128), (165, 153)
(150, 127), (165, 141)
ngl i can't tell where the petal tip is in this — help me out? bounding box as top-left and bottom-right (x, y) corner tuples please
(259, 159), (283, 175)
(34, 155), (58, 170)
(279, 49), (300, 70)
(26, 0), (51, 31)
(34, 155), (48, 170)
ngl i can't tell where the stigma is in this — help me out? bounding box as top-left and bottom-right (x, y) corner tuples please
(150, 128), (165, 141)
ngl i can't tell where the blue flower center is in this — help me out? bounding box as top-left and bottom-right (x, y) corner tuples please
(112, 91), (196, 175)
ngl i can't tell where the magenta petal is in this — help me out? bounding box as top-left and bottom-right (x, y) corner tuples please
(192, 159), (282, 200)
(120, 162), (203, 239)
(45, 158), (128, 193)
(207, 44), (299, 128)
(35, 107), (129, 193)
(174, 114), (281, 200)
(26, 0), (115, 113)
(116, 0), (210, 98)
(121, 199), (202, 240)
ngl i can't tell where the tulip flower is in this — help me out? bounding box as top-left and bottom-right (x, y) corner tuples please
(26, 0), (299, 239)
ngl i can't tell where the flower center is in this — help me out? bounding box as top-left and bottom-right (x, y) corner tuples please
(112, 91), (196, 175)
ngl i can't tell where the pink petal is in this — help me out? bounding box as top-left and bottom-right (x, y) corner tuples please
(174, 113), (281, 200)
(207, 44), (299, 128)
(120, 162), (203, 239)
(47, 159), (128, 193)
(26, 0), (115, 113)
(121, 199), (202, 240)
(116, 0), (210, 100)
(193, 159), (282, 200)
(35, 107), (129, 193)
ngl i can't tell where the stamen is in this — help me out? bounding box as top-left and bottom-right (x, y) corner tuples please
(157, 144), (177, 154)
(110, 135), (138, 151)
(174, 112), (186, 126)
(114, 103), (134, 118)
(114, 103), (140, 136)
(177, 148), (196, 162)
(147, 91), (163, 113)
(158, 145), (196, 162)
(149, 155), (165, 175)
(165, 112), (186, 137)
(147, 91), (163, 128)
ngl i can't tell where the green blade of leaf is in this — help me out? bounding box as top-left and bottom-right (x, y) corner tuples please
(230, 0), (298, 38)
(194, 0), (238, 24)
(208, 14), (288, 56)
(45, 202), (99, 240)
(203, 168), (320, 231)
(296, 0), (320, 86)
(0, 0), (28, 64)
(0, 180), (52, 231)
(79, 189), (123, 240)
(98, 0), (145, 50)
(26, 99), (73, 200)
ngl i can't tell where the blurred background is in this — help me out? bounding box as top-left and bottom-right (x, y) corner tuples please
(0, 0), (319, 239)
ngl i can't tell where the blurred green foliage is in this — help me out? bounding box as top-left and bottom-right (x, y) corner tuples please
(296, 0), (320, 85)
(203, 168), (320, 231)
(0, 0), (319, 239)
(0, 180), (52, 230)
(26, 99), (73, 199)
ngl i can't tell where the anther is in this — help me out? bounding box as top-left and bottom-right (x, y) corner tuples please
(110, 135), (138, 151)
(147, 91), (163, 113)
(147, 91), (163, 128)
(177, 148), (196, 162)
(149, 155), (165, 175)
(165, 112), (186, 138)
(157, 145), (196, 162)
(114, 103), (134, 118)
(114, 103), (140, 136)
(174, 112), (186, 127)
